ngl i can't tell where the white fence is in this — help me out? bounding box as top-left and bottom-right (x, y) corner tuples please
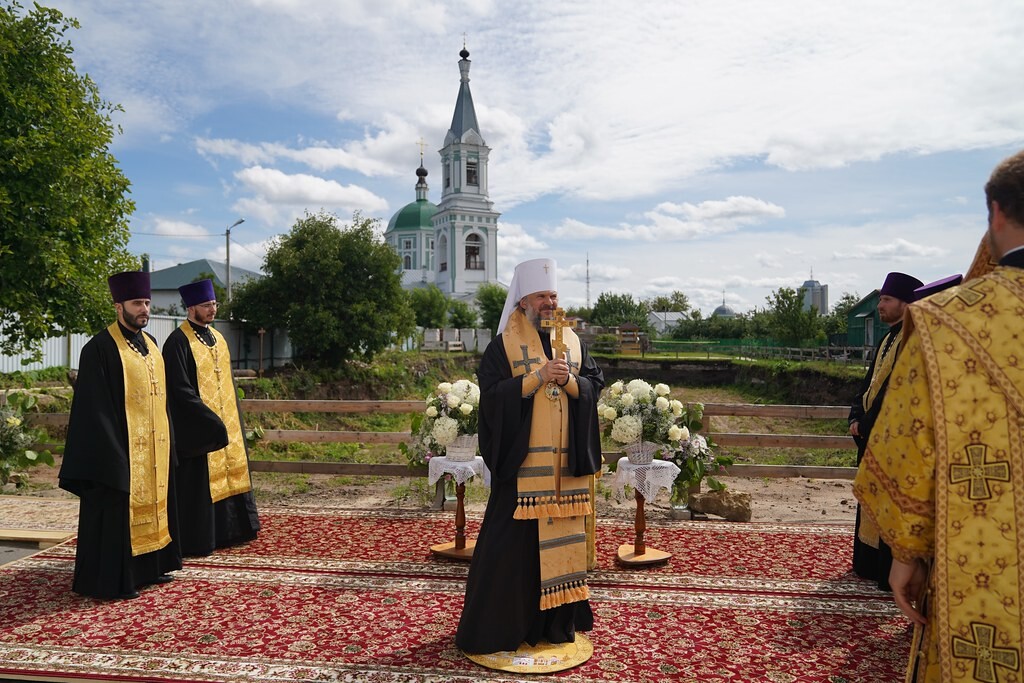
(0, 315), (293, 373)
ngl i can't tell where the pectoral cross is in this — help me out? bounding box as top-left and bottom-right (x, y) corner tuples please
(541, 308), (576, 359)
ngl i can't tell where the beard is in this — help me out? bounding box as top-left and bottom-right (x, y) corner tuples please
(524, 304), (554, 331)
(122, 310), (149, 330)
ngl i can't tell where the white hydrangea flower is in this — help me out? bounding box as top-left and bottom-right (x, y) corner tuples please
(626, 379), (653, 400)
(654, 383), (671, 396)
(464, 382), (481, 405)
(431, 415), (460, 446)
(619, 393), (635, 408)
(459, 403), (473, 416)
(450, 379), (471, 399)
(656, 396), (670, 411)
(610, 415), (643, 444)
(425, 406), (438, 418)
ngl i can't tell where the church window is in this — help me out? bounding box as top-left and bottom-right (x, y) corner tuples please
(444, 165), (450, 188)
(466, 160), (478, 186)
(403, 239), (412, 250)
(403, 255), (411, 269)
(439, 235), (448, 272)
(465, 233), (484, 270)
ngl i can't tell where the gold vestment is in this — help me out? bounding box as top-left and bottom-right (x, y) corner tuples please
(180, 322), (252, 503)
(502, 308), (592, 610)
(854, 268), (1024, 682)
(109, 323), (172, 556)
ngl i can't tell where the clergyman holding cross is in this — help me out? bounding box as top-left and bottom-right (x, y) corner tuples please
(456, 258), (605, 657)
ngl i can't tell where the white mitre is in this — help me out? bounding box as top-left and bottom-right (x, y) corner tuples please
(497, 258), (558, 334)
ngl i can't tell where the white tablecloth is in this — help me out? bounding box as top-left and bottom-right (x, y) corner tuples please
(609, 456), (680, 502)
(427, 455), (491, 488)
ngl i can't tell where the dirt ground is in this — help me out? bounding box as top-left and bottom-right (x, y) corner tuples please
(11, 455), (857, 525)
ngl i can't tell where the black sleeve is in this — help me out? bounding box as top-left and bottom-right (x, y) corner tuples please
(476, 337), (534, 483)
(161, 329), (229, 457)
(568, 340), (605, 477)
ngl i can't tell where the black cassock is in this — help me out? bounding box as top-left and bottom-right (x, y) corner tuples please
(456, 332), (605, 654)
(848, 322), (902, 591)
(59, 326), (182, 599)
(162, 324), (260, 557)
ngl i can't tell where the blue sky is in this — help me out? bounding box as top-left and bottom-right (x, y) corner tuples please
(39, 0), (1024, 314)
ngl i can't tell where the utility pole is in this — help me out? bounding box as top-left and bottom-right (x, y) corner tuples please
(225, 218), (244, 302)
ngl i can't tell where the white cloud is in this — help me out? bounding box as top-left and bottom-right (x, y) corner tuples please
(234, 166), (389, 212)
(151, 218), (213, 240)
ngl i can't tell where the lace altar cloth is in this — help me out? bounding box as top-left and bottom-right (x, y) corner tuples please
(427, 455), (491, 488)
(609, 456), (680, 502)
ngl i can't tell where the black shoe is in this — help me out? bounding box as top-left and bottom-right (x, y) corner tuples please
(152, 574), (174, 584)
(117, 590), (140, 600)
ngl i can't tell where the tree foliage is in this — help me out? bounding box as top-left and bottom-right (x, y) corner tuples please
(231, 212), (415, 364)
(764, 287), (824, 346)
(408, 285), (448, 329)
(0, 3), (136, 357)
(447, 298), (478, 328)
(474, 282), (507, 334)
(646, 291), (690, 313)
(823, 292), (859, 337)
(590, 292), (652, 332)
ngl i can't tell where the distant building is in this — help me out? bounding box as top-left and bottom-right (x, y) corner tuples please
(384, 47), (500, 301)
(800, 276), (828, 315)
(149, 258), (261, 313)
(711, 292), (737, 319)
(846, 290), (889, 348)
(648, 311), (686, 334)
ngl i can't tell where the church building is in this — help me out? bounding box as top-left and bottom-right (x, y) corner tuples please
(384, 47), (500, 299)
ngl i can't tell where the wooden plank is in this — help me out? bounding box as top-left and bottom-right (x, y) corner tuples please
(260, 430), (408, 444)
(703, 403), (848, 419)
(241, 399), (423, 414)
(0, 529), (75, 547)
(722, 464), (857, 480)
(250, 461), (426, 477)
(24, 414), (69, 427)
(709, 433), (853, 449)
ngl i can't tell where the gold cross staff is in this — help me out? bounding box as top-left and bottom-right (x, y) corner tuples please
(540, 308), (576, 359)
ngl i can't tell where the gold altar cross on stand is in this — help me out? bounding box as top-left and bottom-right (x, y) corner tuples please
(541, 308), (576, 360)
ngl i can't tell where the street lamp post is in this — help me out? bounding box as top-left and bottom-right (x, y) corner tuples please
(225, 218), (245, 302)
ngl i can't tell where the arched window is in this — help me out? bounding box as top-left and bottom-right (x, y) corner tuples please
(465, 233), (484, 270)
(403, 255), (411, 269)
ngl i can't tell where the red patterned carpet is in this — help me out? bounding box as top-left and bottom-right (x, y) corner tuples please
(0, 507), (911, 682)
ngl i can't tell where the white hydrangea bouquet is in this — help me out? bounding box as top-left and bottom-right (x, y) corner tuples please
(402, 379), (481, 467)
(597, 379), (688, 464)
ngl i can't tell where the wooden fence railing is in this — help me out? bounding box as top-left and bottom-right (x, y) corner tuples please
(28, 399), (857, 479)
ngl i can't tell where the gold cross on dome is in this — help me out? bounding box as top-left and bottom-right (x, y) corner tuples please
(541, 308), (576, 359)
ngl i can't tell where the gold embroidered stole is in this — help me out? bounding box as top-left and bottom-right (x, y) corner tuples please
(862, 326), (904, 412)
(909, 270), (1024, 681)
(502, 309), (592, 610)
(181, 322), (252, 503)
(108, 323), (172, 556)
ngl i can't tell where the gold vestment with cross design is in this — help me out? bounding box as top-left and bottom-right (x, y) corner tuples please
(854, 268), (1024, 682)
(180, 322), (252, 503)
(107, 323), (173, 556)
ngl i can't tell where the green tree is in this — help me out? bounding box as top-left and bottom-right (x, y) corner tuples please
(765, 287), (823, 346)
(563, 305), (592, 322)
(823, 292), (859, 338)
(474, 282), (507, 334)
(447, 298), (478, 328)
(646, 291), (690, 313)
(408, 285), (448, 329)
(590, 292), (652, 332)
(232, 211), (415, 364)
(0, 3), (136, 357)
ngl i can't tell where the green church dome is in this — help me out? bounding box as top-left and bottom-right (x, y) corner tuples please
(386, 198), (437, 234)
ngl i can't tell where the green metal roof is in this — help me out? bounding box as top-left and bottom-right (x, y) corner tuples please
(385, 199), (437, 233)
(149, 259), (262, 290)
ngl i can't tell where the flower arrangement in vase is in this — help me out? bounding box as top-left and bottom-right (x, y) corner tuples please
(402, 379), (481, 467)
(658, 403), (733, 508)
(597, 379), (688, 464)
